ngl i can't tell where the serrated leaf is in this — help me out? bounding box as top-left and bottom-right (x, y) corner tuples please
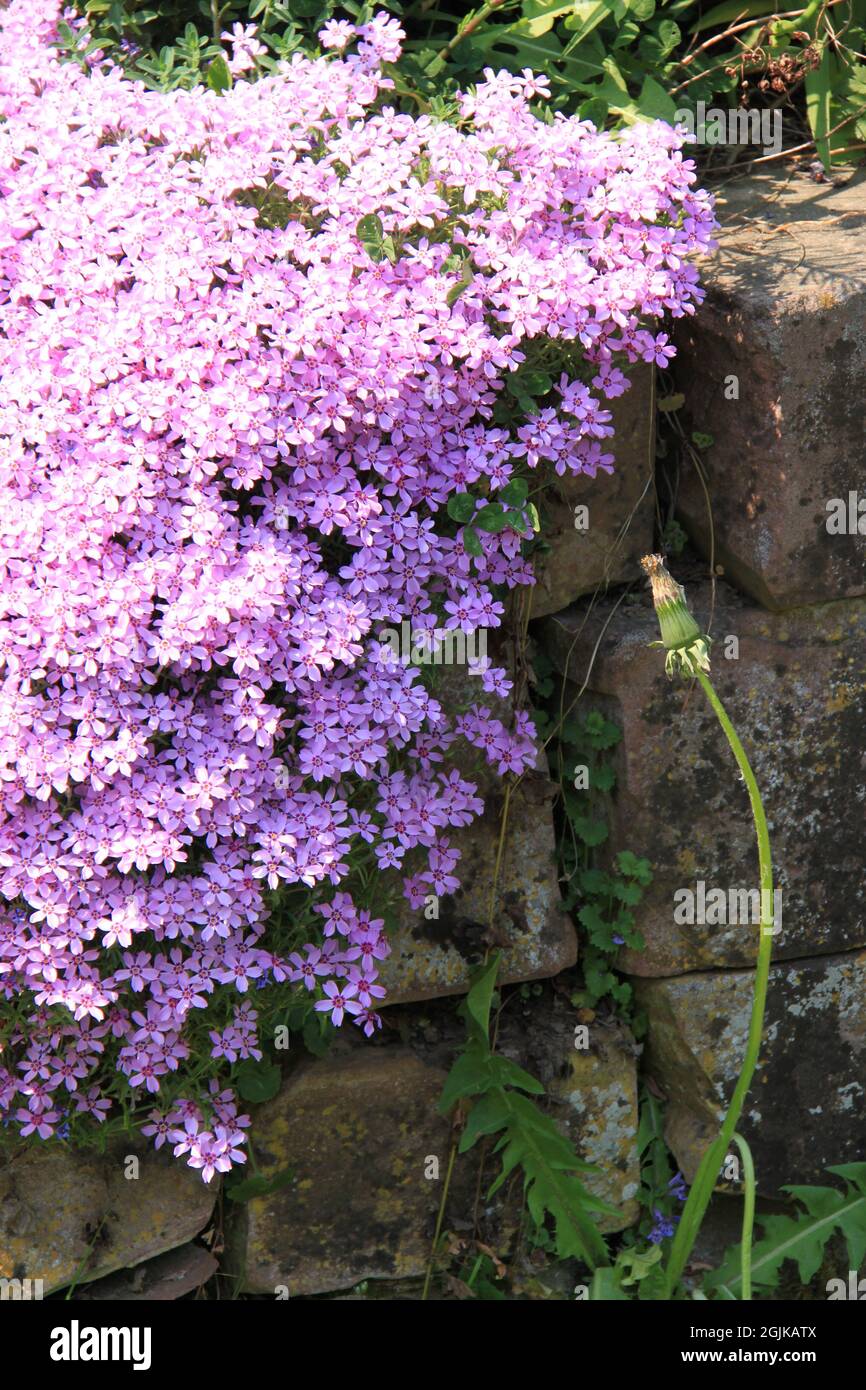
(459, 1089), (511, 1151)
(487, 1055), (546, 1095)
(572, 815), (609, 847)
(438, 1044), (494, 1112)
(705, 1165), (866, 1296)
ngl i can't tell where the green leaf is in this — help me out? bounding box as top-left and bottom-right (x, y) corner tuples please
(206, 55), (232, 92)
(590, 763), (616, 792)
(507, 369), (552, 398)
(459, 1089), (511, 1151)
(805, 45), (833, 170)
(572, 815), (609, 847)
(657, 392), (686, 412)
(589, 1265), (631, 1299)
(489, 1090), (614, 1268)
(691, 0), (775, 35)
(499, 477), (529, 507)
(235, 1058), (282, 1103)
(356, 213), (384, 243)
(474, 503), (510, 533)
(579, 867), (611, 895)
(615, 850), (653, 884)
(439, 1045), (495, 1112)
(447, 492), (476, 524)
(465, 952), (501, 1042)
(612, 879), (643, 906)
(461, 524), (484, 557)
(225, 1166), (294, 1203)
(705, 1164), (866, 1296)
(578, 97), (609, 129)
(486, 1056), (546, 1095)
(635, 75), (678, 123)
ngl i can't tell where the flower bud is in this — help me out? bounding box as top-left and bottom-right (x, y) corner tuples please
(640, 554), (711, 678)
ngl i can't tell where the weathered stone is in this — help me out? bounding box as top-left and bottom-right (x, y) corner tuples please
(241, 1049), (458, 1296)
(496, 998), (640, 1231)
(542, 575), (866, 974)
(75, 1243), (218, 1301)
(0, 1139), (216, 1294)
(673, 168), (866, 610)
(635, 949), (866, 1192)
(530, 364), (655, 618)
(380, 771), (577, 1004)
(241, 996), (639, 1296)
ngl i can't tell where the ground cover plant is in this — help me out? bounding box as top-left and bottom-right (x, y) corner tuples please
(0, 1), (715, 1184)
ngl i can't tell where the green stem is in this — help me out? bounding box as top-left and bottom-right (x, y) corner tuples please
(662, 669), (774, 1297)
(732, 1132), (756, 1301)
(421, 1140), (457, 1301)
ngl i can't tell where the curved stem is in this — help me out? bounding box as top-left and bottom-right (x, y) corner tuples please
(663, 669), (774, 1297)
(732, 1131), (756, 1301)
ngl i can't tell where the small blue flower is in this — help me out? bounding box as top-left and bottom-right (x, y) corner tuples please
(648, 1208), (679, 1244)
(668, 1170), (688, 1202)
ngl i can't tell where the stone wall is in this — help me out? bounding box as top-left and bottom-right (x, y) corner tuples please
(2, 168), (863, 1298)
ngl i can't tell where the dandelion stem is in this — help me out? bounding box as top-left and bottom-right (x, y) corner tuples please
(732, 1132), (756, 1301)
(662, 668), (774, 1297)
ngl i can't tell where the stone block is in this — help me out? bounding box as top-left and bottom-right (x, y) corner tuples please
(542, 575), (866, 974)
(635, 949), (866, 1193)
(673, 168), (866, 609)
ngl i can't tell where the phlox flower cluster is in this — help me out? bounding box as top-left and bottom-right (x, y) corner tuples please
(0, 1), (714, 1175)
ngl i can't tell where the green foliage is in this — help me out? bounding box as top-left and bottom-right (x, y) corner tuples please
(234, 1057), (282, 1103)
(557, 706), (651, 1012)
(224, 1165), (295, 1203)
(439, 953), (616, 1270)
(705, 1163), (866, 1298)
(59, 0), (866, 168)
